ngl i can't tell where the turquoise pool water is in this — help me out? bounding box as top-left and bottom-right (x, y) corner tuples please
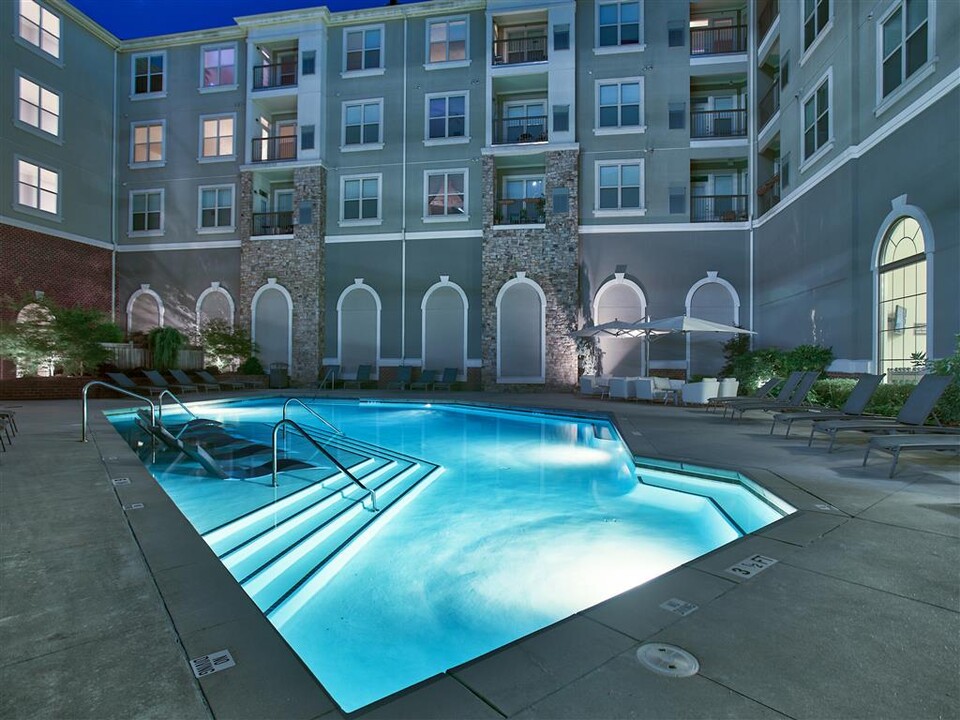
(109, 397), (792, 712)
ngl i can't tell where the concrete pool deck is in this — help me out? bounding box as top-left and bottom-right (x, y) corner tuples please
(1, 389), (957, 719)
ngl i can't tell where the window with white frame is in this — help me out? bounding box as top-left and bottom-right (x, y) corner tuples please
(201, 44), (236, 88)
(18, 0), (60, 59)
(200, 115), (234, 159)
(803, 0), (829, 51)
(802, 72), (831, 162)
(16, 158), (59, 214)
(428, 18), (467, 63)
(880, 0), (930, 98)
(130, 190), (163, 234)
(342, 175), (381, 221)
(425, 170), (466, 217)
(597, 79), (642, 129)
(597, 1), (640, 48)
(17, 75), (60, 137)
(597, 161), (643, 211)
(344, 26), (383, 72)
(198, 185), (234, 230)
(131, 122), (165, 166)
(132, 52), (165, 96)
(343, 100), (382, 146)
(427, 94), (466, 140)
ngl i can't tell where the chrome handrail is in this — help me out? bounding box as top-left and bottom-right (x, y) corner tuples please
(158, 389), (198, 423)
(282, 397), (343, 435)
(271, 419), (378, 511)
(81, 381), (156, 442)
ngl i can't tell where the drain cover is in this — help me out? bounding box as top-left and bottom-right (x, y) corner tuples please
(636, 643), (699, 677)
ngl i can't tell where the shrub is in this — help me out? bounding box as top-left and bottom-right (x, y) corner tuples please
(720, 338), (834, 393)
(237, 356), (265, 375)
(808, 378), (857, 408)
(196, 319), (258, 372)
(148, 327), (184, 371)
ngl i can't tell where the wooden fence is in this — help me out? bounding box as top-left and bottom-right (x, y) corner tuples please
(101, 343), (204, 370)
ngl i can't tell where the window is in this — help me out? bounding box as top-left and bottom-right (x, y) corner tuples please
(668, 102), (686, 129)
(16, 158), (58, 214)
(780, 51), (790, 89)
(597, 79), (642, 130)
(201, 44), (236, 88)
(200, 115), (234, 159)
(668, 21), (684, 47)
(130, 190), (163, 234)
(803, 0), (829, 51)
(18, 0), (60, 59)
(499, 177), (544, 224)
(880, 0), (929, 98)
(597, 161), (643, 211)
(345, 26), (382, 72)
(554, 24), (570, 51)
(781, 153), (791, 189)
(597, 1), (640, 48)
(342, 175), (381, 222)
(131, 122), (165, 166)
(802, 73), (831, 161)
(878, 216), (927, 378)
(553, 105), (569, 133)
(132, 52), (165, 96)
(425, 170), (466, 218)
(301, 125), (315, 151)
(427, 94), (466, 140)
(17, 75), (60, 137)
(669, 185), (686, 214)
(428, 18), (467, 63)
(198, 185), (234, 230)
(302, 51), (316, 75)
(343, 100), (382, 147)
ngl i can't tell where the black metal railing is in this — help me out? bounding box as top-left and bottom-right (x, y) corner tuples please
(493, 115), (548, 144)
(495, 198), (545, 225)
(492, 35), (547, 65)
(758, 81), (780, 130)
(690, 109), (747, 138)
(252, 61), (297, 90)
(690, 25), (748, 55)
(251, 135), (297, 163)
(252, 211), (294, 236)
(757, 174), (781, 216)
(758, 0), (779, 41)
(691, 195), (748, 222)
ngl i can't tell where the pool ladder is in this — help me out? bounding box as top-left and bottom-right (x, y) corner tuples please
(80, 381), (197, 442)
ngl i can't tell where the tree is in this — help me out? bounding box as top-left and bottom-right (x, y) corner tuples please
(196, 319), (258, 372)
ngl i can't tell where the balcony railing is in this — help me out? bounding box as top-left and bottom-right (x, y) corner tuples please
(493, 115), (548, 144)
(492, 35), (547, 65)
(758, 81), (780, 130)
(495, 197), (545, 225)
(757, 174), (781, 216)
(690, 109), (747, 138)
(691, 195), (748, 222)
(758, 0), (779, 41)
(252, 211), (294, 236)
(253, 61), (297, 90)
(251, 135), (297, 163)
(690, 25), (748, 55)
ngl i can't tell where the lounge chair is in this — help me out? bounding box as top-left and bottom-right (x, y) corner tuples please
(0, 409), (18, 436)
(809, 374), (954, 451)
(725, 371), (821, 420)
(433, 367), (459, 391)
(196, 370), (246, 390)
(171, 369), (218, 392)
(862, 433), (960, 477)
(410, 369), (437, 391)
(390, 366), (412, 390)
(343, 364), (374, 389)
(317, 365), (340, 390)
(0, 415), (12, 451)
(106, 371), (164, 396)
(143, 369), (197, 394)
(769, 373), (885, 436)
(710, 376), (783, 413)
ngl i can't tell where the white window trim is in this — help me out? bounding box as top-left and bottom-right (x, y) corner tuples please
(799, 66), (834, 173)
(336, 279), (382, 376)
(340, 98), (384, 152)
(126, 284), (165, 333)
(594, 0), (645, 54)
(197, 183), (236, 234)
(422, 168), (469, 223)
(874, 0), (937, 113)
(339, 173), (383, 227)
(13, 155), (60, 220)
(197, 112), (237, 162)
(195, 282), (236, 333)
(128, 188), (165, 237)
(198, 42), (239, 93)
(496, 272), (546, 384)
(799, 0), (833, 67)
(14, 71), (62, 143)
(130, 50), (168, 100)
(251, 279), (293, 369)
(594, 76), (645, 135)
(421, 276), (469, 378)
(16, 0), (62, 64)
(424, 15), (469, 69)
(129, 119), (167, 169)
(424, 90), (470, 143)
(342, 23), (385, 75)
(593, 159), (646, 217)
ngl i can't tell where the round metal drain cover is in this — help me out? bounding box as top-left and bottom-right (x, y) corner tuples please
(636, 643), (699, 677)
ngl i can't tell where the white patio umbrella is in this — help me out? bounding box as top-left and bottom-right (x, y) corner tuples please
(631, 315), (755, 379)
(572, 319), (658, 338)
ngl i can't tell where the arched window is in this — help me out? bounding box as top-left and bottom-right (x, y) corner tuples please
(196, 282), (235, 332)
(685, 272), (740, 378)
(422, 276), (467, 377)
(337, 279), (381, 378)
(251, 279), (292, 368)
(496, 272), (545, 383)
(126, 284), (164, 333)
(877, 216), (927, 379)
(592, 274), (647, 376)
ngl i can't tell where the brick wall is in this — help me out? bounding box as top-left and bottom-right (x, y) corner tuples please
(0, 376), (116, 401)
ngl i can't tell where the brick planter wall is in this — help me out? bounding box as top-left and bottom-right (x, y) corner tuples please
(0, 376), (118, 401)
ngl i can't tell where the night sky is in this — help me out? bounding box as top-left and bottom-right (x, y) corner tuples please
(70, 0), (420, 40)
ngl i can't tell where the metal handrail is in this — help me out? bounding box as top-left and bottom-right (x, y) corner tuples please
(271, 419), (378, 511)
(282, 398), (343, 435)
(81, 381), (156, 442)
(157, 389), (198, 423)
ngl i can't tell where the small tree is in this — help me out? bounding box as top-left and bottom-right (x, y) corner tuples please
(196, 319), (258, 372)
(148, 327), (185, 371)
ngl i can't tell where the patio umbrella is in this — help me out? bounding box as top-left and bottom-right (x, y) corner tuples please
(572, 319), (655, 338)
(631, 315), (755, 379)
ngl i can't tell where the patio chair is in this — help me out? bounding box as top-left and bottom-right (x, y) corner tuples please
(681, 378), (720, 406)
(343, 364), (374, 389)
(390, 366), (412, 390)
(809, 374), (954, 452)
(862, 433), (960, 477)
(0, 409), (18, 436)
(105, 371), (164, 396)
(769, 373), (885, 436)
(317, 365), (340, 390)
(0, 415), (12, 451)
(171, 369), (218, 392)
(708, 376), (780, 413)
(143, 369), (197, 394)
(433, 368), (460, 391)
(727, 371), (821, 420)
(410, 369), (437, 391)
(196, 370), (246, 390)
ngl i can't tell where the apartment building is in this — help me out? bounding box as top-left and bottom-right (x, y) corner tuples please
(2, 0), (957, 387)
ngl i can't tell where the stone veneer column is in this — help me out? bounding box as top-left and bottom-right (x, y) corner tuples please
(238, 166), (326, 384)
(480, 150), (580, 391)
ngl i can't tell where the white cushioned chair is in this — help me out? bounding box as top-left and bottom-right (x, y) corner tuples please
(681, 378), (721, 405)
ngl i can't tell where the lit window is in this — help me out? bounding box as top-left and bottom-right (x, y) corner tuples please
(131, 122), (165, 165)
(880, 0), (929, 98)
(803, 0), (829, 51)
(133, 52), (165, 95)
(597, 161), (643, 210)
(130, 190), (163, 233)
(428, 18), (467, 63)
(201, 115), (234, 158)
(598, 80), (642, 128)
(802, 75), (830, 160)
(18, 76), (59, 136)
(598, 1), (640, 47)
(344, 100), (382, 146)
(426, 171), (466, 217)
(202, 44), (236, 88)
(17, 158), (58, 214)
(199, 185), (234, 229)
(345, 26), (382, 71)
(18, 0), (60, 59)
(342, 176), (381, 221)
(427, 94), (466, 139)
(500, 177), (544, 224)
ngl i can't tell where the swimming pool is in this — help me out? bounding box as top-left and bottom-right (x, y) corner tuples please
(109, 397), (793, 712)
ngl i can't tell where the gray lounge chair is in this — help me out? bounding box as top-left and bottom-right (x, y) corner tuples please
(726, 371), (821, 420)
(106, 371), (163, 396)
(770, 373), (885, 436)
(433, 367), (459, 391)
(720, 372), (805, 418)
(809, 374), (954, 451)
(317, 365), (340, 390)
(708, 376), (781, 413)
(144, 369), (197, 393)
(171, 369), (218, 392)
(390, 366), (412, 390)
(862, 433), (960, 477)
(410, 369), (437, 391)
(196, 370), (246, 390)
(343, 364), (374, 389)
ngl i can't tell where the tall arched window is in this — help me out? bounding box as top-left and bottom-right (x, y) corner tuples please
(878, 216), (926, 379)
(496, 272), (545, 383)
(337, 279), (381, 377)
(685, 272), (740, 378)
(592, 274), (646, 376)
(422, 276), (467, 377)
(126, 284), (164, 333)
(251, 279), (292, 368)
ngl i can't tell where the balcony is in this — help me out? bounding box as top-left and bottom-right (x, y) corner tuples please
(253, 61), (297, 90)
(252, 211), (294, 236)
(691, 195), (748, 222)
(758, 0), (779, 41)
(492, 34), (547, 66)
(758, 81), (780, 130)
(251, 135), (297, 163)
(691, 109), (747, 139)
(690, 26), (747, 56)
(493, 115), (548, 145)
(495, 197), (545, 225)
(757, 174), (781, 216)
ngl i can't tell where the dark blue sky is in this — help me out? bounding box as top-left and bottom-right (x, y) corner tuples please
(71, 0), (418, 40)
